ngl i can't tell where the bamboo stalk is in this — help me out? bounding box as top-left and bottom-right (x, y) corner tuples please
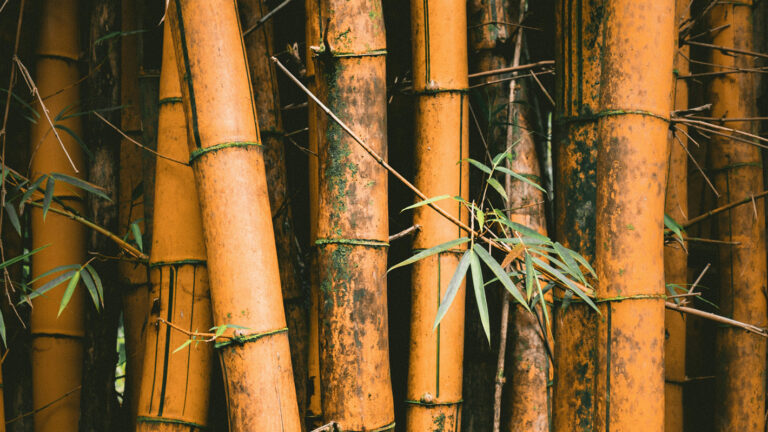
(551, 1), (602, 430)
(406, 0), (469, 430)
(28, 1), (85, 430)
(240, 1), (308, 426)
(706, 2), (767, 430)
(119, 0), (150, 426)
(166, 1), (302, 429)
(136, 25), (213, 430)
(593, 1), (674, 430)
(312, 0), (394, 430)
(664, 2), (689, 430)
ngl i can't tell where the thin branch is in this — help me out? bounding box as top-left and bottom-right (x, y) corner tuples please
(683, 236), (740, 245)
(93, 111), (188, 165)
(468, 60), (554, 80)
(665, 302), (767, 337)
(388, 225), (421, 242)
(242, 0), (292, 37)
(682, 40), (768, 60)
(310, 422), (339, 432)
(684, 263), (710, 306)
(673, 129), (719, 197)
(6, 385), (82, 425)
(469, 70), (554, 90)
(529, 68), (554, 106)
(683, 189), (768, 229)
(685, 116), (768, 123)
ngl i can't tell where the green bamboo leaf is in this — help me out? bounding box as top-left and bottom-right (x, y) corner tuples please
(49, 173), (110, 201)
(28, 263), (80, 285)
(664, 213), (685, 246)
(474, 244), (529, 311)
(465, 158), (492, 175)
(486, 177), (508, 202)
(433, 250), (471, 329)
(19, 175), (47, 214)
(24, 269), (76, 303)
(80, 268), (100, 310)
(43, 177), (55, 220)
(131, 222), (143, 252)
(494, 218), (550, 243)
(567, 248), (597, 279)
(534, 271), (550, 326)
(496, 166), (547, 194)
(4, 202), (21, 236)
(388, 237), (470, 273)
(524, 252), (535, 300)
(58, 270), (80, 317)
(0, 307), (6, 347)
(492, 151), (507, 166)
(173, 339), (193, 354)
(401, 194), (451, 213)
(469, 251), (490, 343)
(85, 264), (103, 305)
(531, 255), (597, 312)
(1, 245), (49, 274)
(55, 125), (93, 160)
(553, 241), (586, 284)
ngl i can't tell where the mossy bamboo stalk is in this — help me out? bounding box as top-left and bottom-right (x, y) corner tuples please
(406, 0), (469, 430)
(706, 2), (767, 430)
(167, 1), (302, 429)
(305, 0), (323, 427)
(593, 1), (674, 430)
(28, 1), (85, 430)
(239, 2), (308, 424)
(136, 26), (213, 430)
(119, 0), (151, 425)
(552, 1), (603, 430)
(663, 1), (689, 430)
(313, 0), (394, 430)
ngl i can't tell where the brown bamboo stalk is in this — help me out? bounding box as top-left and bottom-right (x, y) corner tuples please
(119, 0), (150, 425)
(706, 2), (767, 430)
(406, 0), (469, 430)
(135, 25), (213, 430)
(312, 0), (394, 430)
(28, 0), (85, 430)
(664, 1), (689, 430)
(551, 1), (603, 430)
(593, 1), (674, 430)
(166, 1), (302, 429)
(239, 1), (308, 425)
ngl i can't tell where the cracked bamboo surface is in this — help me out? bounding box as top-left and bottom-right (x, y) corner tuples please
(135, 24), (213, 432)
(313, 0), (394, 430)
(552, 1), (603, 430)
(28, 1), (85, 430)
(707, 2), (768, 430)
(167, 0), (301, 429)
(406, 0), (469, 430)
(119, 0), (150, 425)
(594, 1), (674, 431)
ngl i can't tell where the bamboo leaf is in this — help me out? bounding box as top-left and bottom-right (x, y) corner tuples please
(23, 269), (76, 303)
(531, 255), (597, 311)
(80, 268), (100, 310)
(173, 339), (193, 354)
(664, 213), (685, 246)
(496, 166), (547, 193)
(85, 264), (103, 305)
(524, 252), (535, 300)
(43, 176), (55, 220)
(469, 251), (490, 343)
(0, 307), (6, 347)
(553, 241), (586, 284)
(57, 270), (80, 317)
(131, 222), (143, 252)
(29, 263), (80, 285)
(493, 218), (550, 243)
(19, 175), (47, 214)
(567, 248), (597, 278)
(401, 194), (451, 213)
(4, 202), (21, 236)
(2, 245), (49, 273)
(434, 250), (471, 329)
(486, 177), (508, 202)
(49, 173), (110, 201)
(465, 158), (492, 175)
(474, 244), (529, 311)
(388, 237), (470, 272)
(501, 243), (526, 268)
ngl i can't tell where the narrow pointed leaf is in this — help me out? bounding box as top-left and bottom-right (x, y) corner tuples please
(4, 202), (21, 235)
(531, 255), (597, 311)
(43, 177), (55, 220)
(19, 175), (47, 214)
(486, 177), (508, 202)
(401, 194), (451, 213)
(388, 237), (470, 272)
(173, 339), (193, 354)
(2, 245), (50, 273)
(131, 222), (143, 252)
(474, 244), (529, 310)
(466, 158), (492, 175)
(434, 250), (471, 329)
(524, 252), (535, 300)
(80, 268), (100, 310)
(470, 251), (490, 343)
(496, 166), (547, 193)
(58, 270), (80, 317)
(553, 241), (586, 284)
(49, 173), (110, 201)
(85, 264), (103, 305)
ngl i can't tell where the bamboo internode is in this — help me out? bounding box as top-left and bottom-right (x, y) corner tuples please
(135, 24), (213, 431)
(707, 2), (768, 430)
(594, 1), (675, 430)
(167, 0), (302, 429)
(29, 1), (86, 430)
(313, 0), (395, 430)
(406, 0), (469, 430)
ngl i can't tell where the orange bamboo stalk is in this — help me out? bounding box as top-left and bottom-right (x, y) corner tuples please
(406, 0), (469, 430)
(552, 1), (603, 430)
(305, 0), (323, 427)
(706, 2), (767, 430)
(664, 1), (689, 430)
(166, 1), (302, 429)
(313, 1), (394, 430)
(28, 1), (85, 430)
(119, 0), (151, 424)
(240, 1), (309, 424)
(593, 1), (674, 430)
(135, 23), (214, 431)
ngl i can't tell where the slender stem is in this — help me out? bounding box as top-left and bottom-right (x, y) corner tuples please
(682, 40), (768, 60)
(683, 189), (768, 229)
(468, 59), (554, 80)
(665, 302), (767, 337)
(493, 293), (511, 432)
(388, 224), (420, 242)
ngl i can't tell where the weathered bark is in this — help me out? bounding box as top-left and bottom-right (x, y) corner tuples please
(406, 0), (469, 430)
(135, 25), (213, 431)
(593, 1), (674, 430)
(706, 3), (768, 431)
(313, 0), (395, 430)
(551, 1), (603, 430)
(28, 1), (86, 430)
(118, 0), (150, 426)
(663, 1), (689, 430)
(167, 0), (302, 429)
(239, 2), (308, 426)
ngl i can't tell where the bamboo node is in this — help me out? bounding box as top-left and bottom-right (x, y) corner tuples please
(404, 399), (463, 407)
(158, 96), (183, 106)
(314, 238), (389, 248)
(188, 141), (262, 163)
(136, 416), (209, 430)
(149, 259), (206, 268)
(556, 109), (670, 125)
(335, 421), (396, 432)
(213, 327), (288, 350)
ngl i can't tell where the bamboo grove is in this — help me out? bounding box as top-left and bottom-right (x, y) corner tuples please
(2, 0), (768, 431)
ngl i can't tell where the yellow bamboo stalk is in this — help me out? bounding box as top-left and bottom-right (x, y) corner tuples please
(406, 0), (469, 430)
(167, 1), (302, 429)
(119, 0), (150, 425)
(135, 22), (214, 431)
(664, 1), (689, 430)
(707, 2), (767, 430)
(313, 0), (394, 430)
(28, 1), (85, 430)
(593, 1), (674, 430)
